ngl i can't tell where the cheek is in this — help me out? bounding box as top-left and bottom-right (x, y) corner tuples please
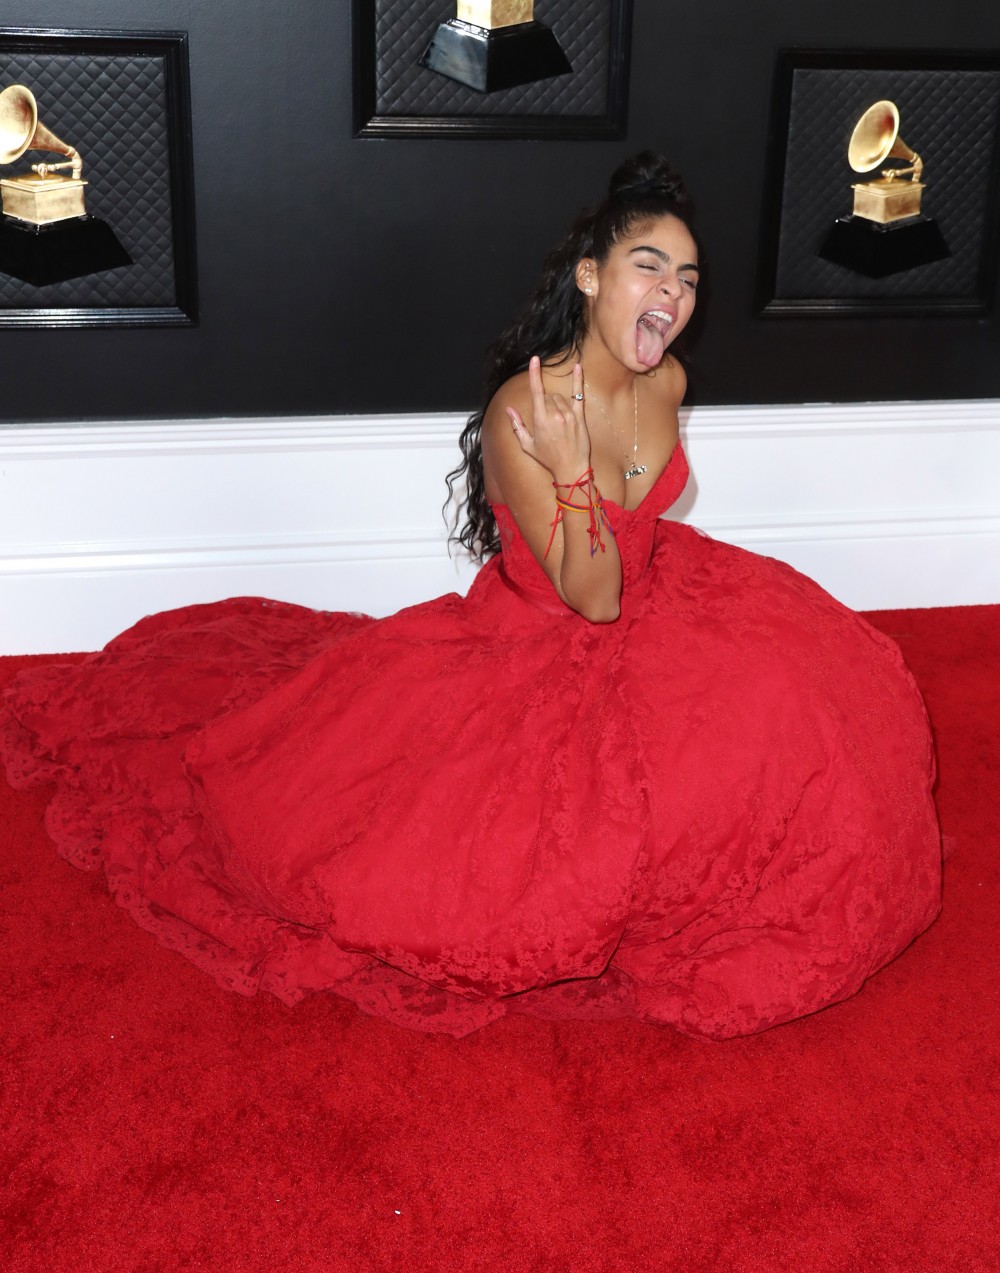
(671, 302), (695, 338)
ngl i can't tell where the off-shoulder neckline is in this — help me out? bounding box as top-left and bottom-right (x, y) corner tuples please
(489, 441), (685, 517)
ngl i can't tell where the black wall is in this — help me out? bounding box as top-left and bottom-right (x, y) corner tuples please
(2, 0), (999, 423)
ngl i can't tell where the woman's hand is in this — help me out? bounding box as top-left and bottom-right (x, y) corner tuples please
(482, 356), (622, 622)
(506, 357), (590, 484)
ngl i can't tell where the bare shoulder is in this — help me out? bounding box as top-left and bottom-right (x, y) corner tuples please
(647, 354), (688, 408)
(484, 368), (531, 428)
(483, 357), (575, 431)
(628, 356), (686, 495)
(481, 371), (542, 505)
(481, 371), (528, 470)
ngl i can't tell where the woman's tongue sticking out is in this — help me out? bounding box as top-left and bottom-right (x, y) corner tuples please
(635, 313), (670, 368)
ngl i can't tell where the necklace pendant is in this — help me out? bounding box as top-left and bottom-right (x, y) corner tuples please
(623, 464), (647, 481)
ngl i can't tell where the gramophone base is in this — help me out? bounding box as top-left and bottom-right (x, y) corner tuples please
(818, 214), (949, 279)
(0, 214), (132, 286)
(421, 19), (571, 93)
(0, 173), (89, 226)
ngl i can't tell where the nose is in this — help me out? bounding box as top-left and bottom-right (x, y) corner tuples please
(659, 271), (682, 299)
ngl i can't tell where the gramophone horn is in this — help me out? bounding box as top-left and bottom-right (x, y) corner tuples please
(0, 84), (82, 178)
(847, 99), (921, 179)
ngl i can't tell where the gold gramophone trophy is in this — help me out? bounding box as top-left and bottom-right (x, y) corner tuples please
(422, 1), (571, 93)
(818, 99), (948, 278)
(0, 83), (87, 223)
(0, 83), (130, 285)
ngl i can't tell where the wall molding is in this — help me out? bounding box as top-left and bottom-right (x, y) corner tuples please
(1, 399), (997, 654)
(0, 415), (464, 458)
(3, 397), (997, 457)
(678, 398), (1000, 438)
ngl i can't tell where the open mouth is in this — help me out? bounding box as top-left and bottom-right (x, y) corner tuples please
(635, 309), (674, 368)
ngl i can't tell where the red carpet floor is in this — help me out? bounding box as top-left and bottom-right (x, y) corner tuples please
(1, 606), (998, 1273)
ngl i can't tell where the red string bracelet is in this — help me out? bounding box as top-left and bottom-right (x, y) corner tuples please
(544, 467), (615, 558)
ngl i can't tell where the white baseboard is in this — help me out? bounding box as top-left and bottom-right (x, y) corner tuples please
(1, 400), (998, 654)
(672, 399), (1000, 613)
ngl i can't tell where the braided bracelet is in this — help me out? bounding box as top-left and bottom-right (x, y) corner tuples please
(544, 467), (614, 558)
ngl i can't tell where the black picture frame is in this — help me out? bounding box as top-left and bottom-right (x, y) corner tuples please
(0, 27), (197, 328)
(353, 0), (633, 139)
(757, 49), (1000, 317)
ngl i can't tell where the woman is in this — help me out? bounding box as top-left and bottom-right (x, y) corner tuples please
(466, 154), (699, 622)
(1, 155), (941, 1040)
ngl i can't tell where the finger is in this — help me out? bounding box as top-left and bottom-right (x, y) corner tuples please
(548, 394), (574, 424)
(507, 407), (533, 451)
(571, 363), (585, 417)
(527, 355), (546, 412)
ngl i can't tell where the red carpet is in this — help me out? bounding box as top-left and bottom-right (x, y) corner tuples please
(2, 606), (998, 1272)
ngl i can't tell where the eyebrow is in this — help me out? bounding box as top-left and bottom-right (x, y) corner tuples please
(628, 245), (700, 272)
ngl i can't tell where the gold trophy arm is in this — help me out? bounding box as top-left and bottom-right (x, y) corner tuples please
(882, 151), (923, 183)
(32, 154), (83, 179)
(28, 118), (83, 180)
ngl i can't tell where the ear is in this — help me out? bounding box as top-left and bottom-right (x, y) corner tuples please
(575, 258), (597, 298)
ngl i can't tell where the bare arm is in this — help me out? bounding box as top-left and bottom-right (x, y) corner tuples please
(482, 357), (623, 623)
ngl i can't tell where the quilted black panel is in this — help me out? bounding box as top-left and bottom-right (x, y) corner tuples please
(374, 0), (610, 116)
(774, 66), (1000, 301)
(0, 50), (178, 309)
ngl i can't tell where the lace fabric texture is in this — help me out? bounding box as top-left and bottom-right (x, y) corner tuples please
(0, 446), (942, 1038)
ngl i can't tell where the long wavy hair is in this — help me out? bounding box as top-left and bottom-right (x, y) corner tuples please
(445, 151), (693, 560)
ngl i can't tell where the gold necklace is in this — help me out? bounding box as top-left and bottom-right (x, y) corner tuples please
(583, 379), (646, 481)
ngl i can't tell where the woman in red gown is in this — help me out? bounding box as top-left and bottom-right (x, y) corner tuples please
(1, 154), (941, 1039)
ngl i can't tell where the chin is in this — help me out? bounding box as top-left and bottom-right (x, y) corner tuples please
(620, 346), (650, 372)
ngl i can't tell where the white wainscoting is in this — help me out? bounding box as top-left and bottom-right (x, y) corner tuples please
(1, 400), (998, 654)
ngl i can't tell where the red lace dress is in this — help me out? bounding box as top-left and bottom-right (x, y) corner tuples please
(0, 445), (941, 1038)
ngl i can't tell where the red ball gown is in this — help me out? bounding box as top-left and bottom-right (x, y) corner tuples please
(0, 445), (941, 1038)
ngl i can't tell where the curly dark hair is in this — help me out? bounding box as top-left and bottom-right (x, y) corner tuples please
(445, 151), (694, 560)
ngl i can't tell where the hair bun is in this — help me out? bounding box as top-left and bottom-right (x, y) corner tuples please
(607, 151), (687, 205)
